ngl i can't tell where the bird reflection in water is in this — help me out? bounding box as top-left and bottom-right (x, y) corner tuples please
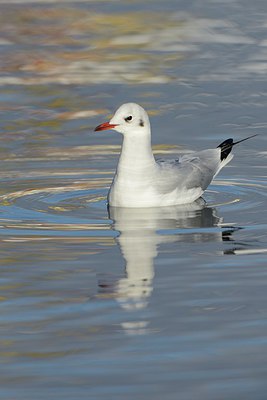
(98, 199), (235, 334)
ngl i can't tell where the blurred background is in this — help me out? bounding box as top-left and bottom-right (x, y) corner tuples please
(0, 1), (267, 399)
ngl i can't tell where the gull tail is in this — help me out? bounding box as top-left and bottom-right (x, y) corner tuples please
(217, 134), (258, 161)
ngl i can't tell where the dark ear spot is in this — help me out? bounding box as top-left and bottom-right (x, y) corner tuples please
(139, 119), (144, 127)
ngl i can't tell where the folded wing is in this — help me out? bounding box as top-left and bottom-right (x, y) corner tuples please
(156, 148), (231, 194)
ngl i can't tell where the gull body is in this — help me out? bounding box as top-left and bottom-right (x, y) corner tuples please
(95, 103), (254, 208)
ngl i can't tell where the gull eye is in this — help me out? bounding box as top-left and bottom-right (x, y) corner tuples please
(125, 115), (133, 122)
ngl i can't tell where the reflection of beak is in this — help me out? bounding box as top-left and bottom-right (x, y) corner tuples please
(94, 121), (118, 131)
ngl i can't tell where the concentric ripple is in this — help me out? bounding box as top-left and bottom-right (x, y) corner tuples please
(207, 177), (267, 210)
(0, 176), (265, 240)
(0, 183), (113, 238)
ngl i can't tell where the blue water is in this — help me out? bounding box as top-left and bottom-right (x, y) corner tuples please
(0, 1), (267, 399)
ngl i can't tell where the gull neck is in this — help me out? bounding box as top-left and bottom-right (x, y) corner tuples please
(117, 129), (156, 173)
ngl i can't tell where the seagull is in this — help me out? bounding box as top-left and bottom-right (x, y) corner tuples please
(95, 103), (256, 208)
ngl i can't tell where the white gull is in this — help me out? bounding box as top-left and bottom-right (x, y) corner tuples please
(95, 103), (256, 208)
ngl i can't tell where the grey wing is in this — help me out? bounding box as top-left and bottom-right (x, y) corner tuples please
(155, 149), (221, 194)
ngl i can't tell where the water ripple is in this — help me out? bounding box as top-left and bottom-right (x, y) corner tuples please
(0, 175), (265, 241)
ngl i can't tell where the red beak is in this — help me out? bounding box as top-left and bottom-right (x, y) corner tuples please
(94, 121), (117, 132)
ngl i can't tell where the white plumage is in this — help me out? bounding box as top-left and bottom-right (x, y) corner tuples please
(94, 103), (253, 208)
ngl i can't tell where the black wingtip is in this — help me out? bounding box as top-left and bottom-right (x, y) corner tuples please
(217, 134), (258, 161)
(217, 138), (234, 161)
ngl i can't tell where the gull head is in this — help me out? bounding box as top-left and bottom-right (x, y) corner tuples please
(94, 103), (150, 135)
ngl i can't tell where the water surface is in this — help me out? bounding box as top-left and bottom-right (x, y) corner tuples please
(0, 1), (267, 399)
